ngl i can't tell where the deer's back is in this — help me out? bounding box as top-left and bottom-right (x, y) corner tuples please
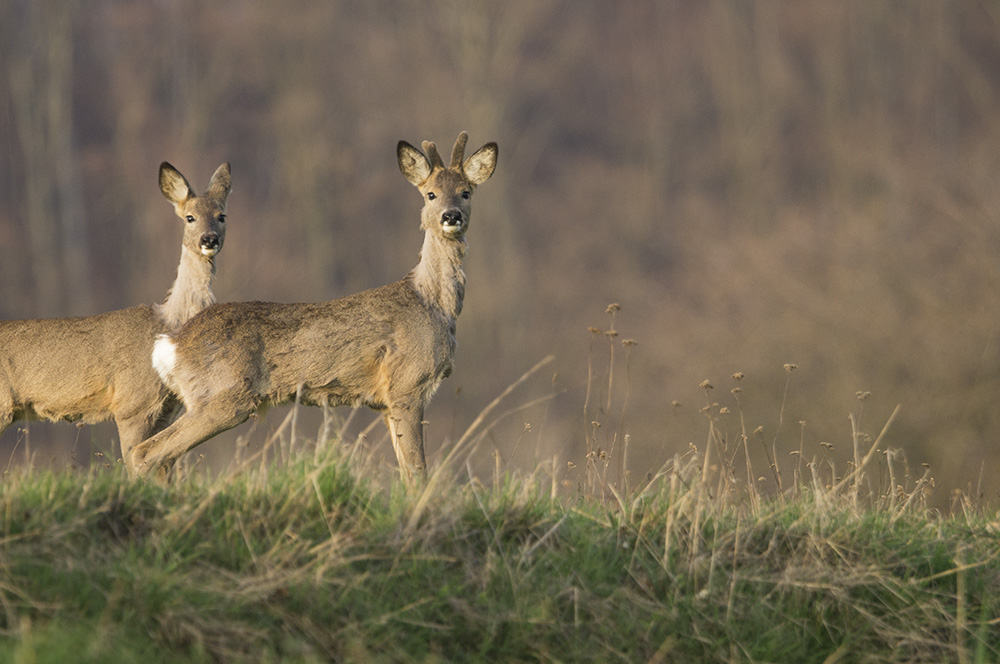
(169, 281), (458, 409)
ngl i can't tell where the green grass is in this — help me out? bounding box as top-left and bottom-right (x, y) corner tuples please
(1, 428), (999, 664)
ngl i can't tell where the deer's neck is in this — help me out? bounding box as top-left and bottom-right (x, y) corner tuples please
(408, 233), (467, 320)
(154, 246), (217, 330)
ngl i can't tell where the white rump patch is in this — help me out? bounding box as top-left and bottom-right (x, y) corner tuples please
(151, 334), (177, 384)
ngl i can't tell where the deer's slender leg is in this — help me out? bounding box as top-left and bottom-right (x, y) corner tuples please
(132, 394), (253, 478)
(386, 402), (426, 483)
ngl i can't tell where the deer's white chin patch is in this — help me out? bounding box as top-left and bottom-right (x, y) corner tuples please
(152, 335), (177, 383)
(200, 246), (219, 257)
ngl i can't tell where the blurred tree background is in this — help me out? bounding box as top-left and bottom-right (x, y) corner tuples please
(2, 1), (1000, 503)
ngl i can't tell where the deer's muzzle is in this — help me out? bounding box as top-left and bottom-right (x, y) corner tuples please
(200, 233), (221, 256)
(440, 210), (465, 235)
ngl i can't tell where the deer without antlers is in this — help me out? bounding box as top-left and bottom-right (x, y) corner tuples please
(132, 132), (497, 483)
(0, 162), (232, 477)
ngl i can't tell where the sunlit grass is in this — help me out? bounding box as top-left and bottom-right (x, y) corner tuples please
(1, 391), (998, 663)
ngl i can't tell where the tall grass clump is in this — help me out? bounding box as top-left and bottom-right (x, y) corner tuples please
(0, 308), (999, 662)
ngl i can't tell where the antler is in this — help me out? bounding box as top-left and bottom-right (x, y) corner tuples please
(450, 131), (469, 170)
(422, 141), (444, 169)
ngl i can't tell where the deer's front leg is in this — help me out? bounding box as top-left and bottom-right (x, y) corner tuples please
(385, 402), (427, 484)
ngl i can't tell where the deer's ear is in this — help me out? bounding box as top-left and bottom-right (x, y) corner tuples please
(159, 162), (195, 207)
(398, 141), (431, 186)
(464, 143), (497, 186)
(207, 162), (232, 201)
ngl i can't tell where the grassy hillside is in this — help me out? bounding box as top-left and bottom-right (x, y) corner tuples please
(1, 423), (998, 664)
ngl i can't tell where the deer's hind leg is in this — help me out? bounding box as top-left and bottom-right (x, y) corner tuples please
(0, 386), (15, 439)
(130, 391), (255, 481)
(0, 406), (12, 441)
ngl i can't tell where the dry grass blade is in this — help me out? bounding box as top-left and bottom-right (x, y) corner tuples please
(404, 355), (554, 536)
(831, 403), (901, 494)
(454, 355), (555, 451)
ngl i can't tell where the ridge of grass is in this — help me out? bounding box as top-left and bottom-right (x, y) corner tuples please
(0, 434), (998, 664)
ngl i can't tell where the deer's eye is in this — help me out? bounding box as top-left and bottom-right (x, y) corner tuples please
(186, 215), (196, 223)
(427, 192), (436, 201)
(462, 190), (471, 200)
(218, 214), (226, 223)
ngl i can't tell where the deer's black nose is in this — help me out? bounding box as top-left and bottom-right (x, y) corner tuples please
(441, 210), (463, 226)
(200, 233), (220, 250)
